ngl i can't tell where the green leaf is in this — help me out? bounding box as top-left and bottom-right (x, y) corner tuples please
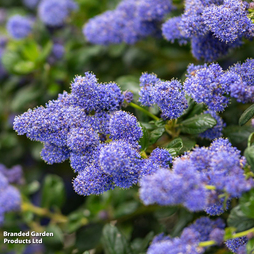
(180, 114), (217, 134)
(239, 104), (254, 126)
(131, 232), (154, 253)
(186, 103), (206, 119)
(41, 175), (66, 208)
(149, 127), (165, 144)
(1, 50), (21, 74)
(114, 201), (139, 218)
(228, 206), (254, 232)
(116, 76), (140, 101)
(76, 223), (103, 251)
(180, 136), (196, 153)
(139, 124), (149, 151)
(247, 238), (254, 254)
(37, 41), (53, 63)
(11, 85), (41, 111)
(21, 40), (40, 62)
(223, 126), (254, 144)
(101, 224), (133, 254)
(240, 189), (254, 219)
(244, 146), (254, 172)
(165, 138), (183, 157)
(43, 224), (63, 250)
(13, 61), (35, 74)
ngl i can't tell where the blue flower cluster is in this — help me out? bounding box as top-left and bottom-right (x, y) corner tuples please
(139, 138), (253, 215)
(225, 237), (248, 253)
(185, 60), (254, 107)
(0, 164), (23, 185)
(14, 72), (150, 196)
(162, 0), (253, 61)
(139, 73), (188, 120)
(147, 217), (225, 254)
(227, 59), (254, 103)
(38, 0), (78, 27)
(6, 15), (34, 40)
(184, 63), (230, 112)
(84, 0), (172, 45)
(0, 165), (22, 225)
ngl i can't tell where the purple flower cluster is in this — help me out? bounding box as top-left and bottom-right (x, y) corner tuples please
(139, 73), (188, 120)
(227, 59), (254, 103)
(147, 217), (225, 254)
(0, 164), (23, 185)
(6, 15), (34, 40)
(84, 0), (172, 45)
(0, 165), (22, 225)
(139, 138), (253, 214)
(162, 0), (253, 61)
(225, 237), (248, 253)
(184, 63), (230, 112)
(38, 0), (78, 27)
(14, 72), (148, 196)
(185, 60), (254, 106)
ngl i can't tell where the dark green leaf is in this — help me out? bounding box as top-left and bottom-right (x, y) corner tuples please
(228, 206), (254, 232)
(223, 126), (254, 144)
(244, 146), (254, 172)
(165, 138), (183, 157)
(180, 114), (217, 134)
(43, 224), (63, 250)
(101, 224), (133, 254)
(149, 127), (165, 144)
(66, 210), (87, 233)
(179, 136), (196, 153)
(240, 189), (254, 219)
(139, 124), (149, 151)
(247, 238), (254, 254)
(131, 232), (154, 253)
(114, 201), (139, 218)
(239, 104), (254, 126)
(41, 175), (66, 208)
(186, 103), (206, 119)
(76, 223), (103, 251)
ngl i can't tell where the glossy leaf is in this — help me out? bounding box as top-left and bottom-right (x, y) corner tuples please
(180, 114), (217, 134)
(228, 206), (254, 232)
(244, 146), (254, 172)
(239, 104), (254, 126)
(101, 224), (133, 254)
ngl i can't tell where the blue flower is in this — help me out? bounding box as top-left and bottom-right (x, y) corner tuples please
(202, 0), (252, 43)
(225, 237), (248, 253)
(99, 140), (142, 188)
(7, 15), (33, 40)
(184, 63), (230, 112)
(109, 111), (143, 146)
(162, 16), (189, 45)
(38, 0), (78, 27)
(228, 59), (254, 103)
